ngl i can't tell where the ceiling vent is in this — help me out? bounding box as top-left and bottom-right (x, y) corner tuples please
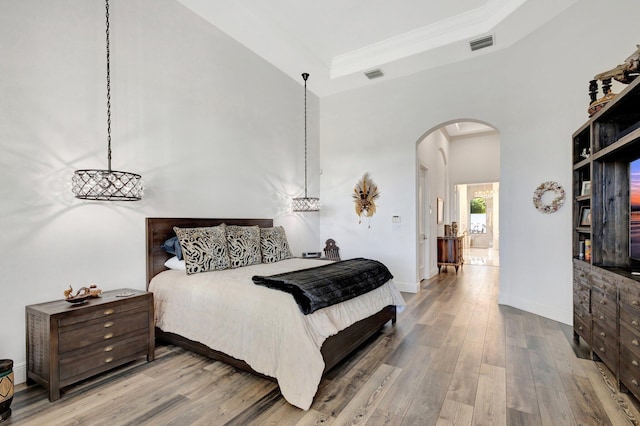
(470, 35), (494, 52)
(364, 69), (384, 80)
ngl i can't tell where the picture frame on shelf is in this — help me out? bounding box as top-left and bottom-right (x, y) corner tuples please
(579, 206), (591, 227)
(581, 181), (591, 196)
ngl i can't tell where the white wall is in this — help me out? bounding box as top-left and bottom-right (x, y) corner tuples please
(0, 0), (320, 382)
(449, 132), (500, 185)
(320, 0), (640, 325)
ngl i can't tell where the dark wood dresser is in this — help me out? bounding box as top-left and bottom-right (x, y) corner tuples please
(437, 236), (464, 273)
(26, 289), (154, 401)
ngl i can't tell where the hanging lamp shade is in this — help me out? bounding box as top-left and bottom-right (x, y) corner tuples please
(292, 72), (319, 212)
(71, 0), (143, 201)
(291, 196), (320, 212)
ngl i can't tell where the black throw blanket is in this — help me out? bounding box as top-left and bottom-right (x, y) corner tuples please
(252, 258), (393, 315)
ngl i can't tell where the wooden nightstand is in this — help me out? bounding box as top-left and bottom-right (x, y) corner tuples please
(25, 289), (154, 401)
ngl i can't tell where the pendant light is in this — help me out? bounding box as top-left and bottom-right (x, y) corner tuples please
(291, 73), (320, 212)
(71, 0), (143, 201)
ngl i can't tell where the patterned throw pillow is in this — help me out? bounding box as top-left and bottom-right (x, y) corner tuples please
(260, 226), (293, 263)
(173, 225), (230, 274)
(225, 225), (262, 268)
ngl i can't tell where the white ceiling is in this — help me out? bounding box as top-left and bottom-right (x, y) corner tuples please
(444, 122), (496, 138)
(176, 0), (578, 97)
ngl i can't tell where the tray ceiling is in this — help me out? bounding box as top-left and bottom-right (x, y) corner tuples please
(176, 0), (578, 96)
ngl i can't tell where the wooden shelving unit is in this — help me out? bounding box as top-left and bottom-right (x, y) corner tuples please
(572, 76), (640, 401)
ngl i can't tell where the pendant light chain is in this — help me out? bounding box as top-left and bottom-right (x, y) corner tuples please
(105, 0), (112, 171)
(303, 73), (308, 198)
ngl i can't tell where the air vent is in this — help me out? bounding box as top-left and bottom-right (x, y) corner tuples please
(364, 69), (384, 80)
(470, 35), (494, 52)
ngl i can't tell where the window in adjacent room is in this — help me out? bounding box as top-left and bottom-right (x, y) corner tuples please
(470, 197), (487, 234)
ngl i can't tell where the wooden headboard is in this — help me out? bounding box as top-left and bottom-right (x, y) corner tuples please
(145, 218), (274, 286)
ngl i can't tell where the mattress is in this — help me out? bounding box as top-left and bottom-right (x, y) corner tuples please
(149, 258), (405, 410)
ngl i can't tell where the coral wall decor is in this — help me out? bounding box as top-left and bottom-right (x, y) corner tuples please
(353, 172), (380, 225)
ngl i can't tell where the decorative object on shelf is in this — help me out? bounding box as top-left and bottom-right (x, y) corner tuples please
(584, 239), (592, 261)
(579, 206), (592, 227)
(451, 221), (458, 237)
(533, 181), (565, 213)
(292, 73), (320, 212)
(71, 0), (143, 201)
(444, 224), (452, 237)
(579, 240), (585, 259)
(64, 284), (102, 304)
(580, 147), (591, 159)
(581, 181), (591, 196)
(588, 44), (640, 117)
(353, 172), (380, 226)
(0, 360), (13, 422)
(594, 44), (640, 85)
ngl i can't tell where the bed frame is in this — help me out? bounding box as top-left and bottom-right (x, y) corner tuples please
(145, 217), (396, 376)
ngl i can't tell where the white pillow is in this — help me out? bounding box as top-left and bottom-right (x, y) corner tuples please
(164, 256), (186, 271)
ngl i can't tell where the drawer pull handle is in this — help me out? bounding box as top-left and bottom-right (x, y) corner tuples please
(104, 309), (114, 315)
(634, 320), (639, 327)
(634, 379), (639, 387)
(633, 360), (639, 367)
(579, 326), (583, 330)
(600, 300), (606, 305)
(633, 300), (639, 306)
(600, 316), (605, 321)
(633, 339), (639, 346)
(104, 321), (114, 328)
(105, 357), (113, 363)
(104, 333), (114, 340)
(104, 346), (113, 352)
(600, 347), (606, 352)
(600, 332), (606, 337)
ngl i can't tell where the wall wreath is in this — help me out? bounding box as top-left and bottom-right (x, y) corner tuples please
(533, 181), (565, 213)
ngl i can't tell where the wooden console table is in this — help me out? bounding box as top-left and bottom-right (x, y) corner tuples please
(437, 236), (464, 273)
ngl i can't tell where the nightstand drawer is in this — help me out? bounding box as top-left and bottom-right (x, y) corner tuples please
(58, 298), (149, 327)
(59, 310), (149, 353)
(59, 331), (149, 383)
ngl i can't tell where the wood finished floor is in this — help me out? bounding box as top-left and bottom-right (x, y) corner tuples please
(8, 264), (640, 425)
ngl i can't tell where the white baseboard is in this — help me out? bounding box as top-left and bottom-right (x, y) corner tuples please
(394, 281), (420, 293)
(13, 361), (26, 385)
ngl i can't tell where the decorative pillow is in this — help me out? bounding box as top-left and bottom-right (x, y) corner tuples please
(164, 256), (186, 271)
(225, 225), (262, 268)
(260, 226), (293, 263)
(161, 236), (183, 260)
(173, 225), (230, 274)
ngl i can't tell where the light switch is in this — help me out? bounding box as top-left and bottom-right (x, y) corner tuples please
(392, 216), (401, 223)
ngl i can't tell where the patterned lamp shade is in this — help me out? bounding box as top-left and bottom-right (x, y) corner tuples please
(291, 197), (320, 212)
(72, 169), (143, 201)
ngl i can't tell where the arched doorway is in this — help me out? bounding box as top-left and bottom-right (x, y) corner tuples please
(416, 120), (500, 281)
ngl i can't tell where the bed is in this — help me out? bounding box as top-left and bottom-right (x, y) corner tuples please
(145, 217), (404, 410)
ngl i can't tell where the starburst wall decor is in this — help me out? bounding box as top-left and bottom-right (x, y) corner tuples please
(353, 172), (380, 226)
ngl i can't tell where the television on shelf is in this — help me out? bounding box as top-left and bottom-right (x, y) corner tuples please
(631, 157), (640, 261)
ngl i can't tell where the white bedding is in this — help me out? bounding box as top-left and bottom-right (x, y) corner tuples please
(149, 258), (405, 410)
